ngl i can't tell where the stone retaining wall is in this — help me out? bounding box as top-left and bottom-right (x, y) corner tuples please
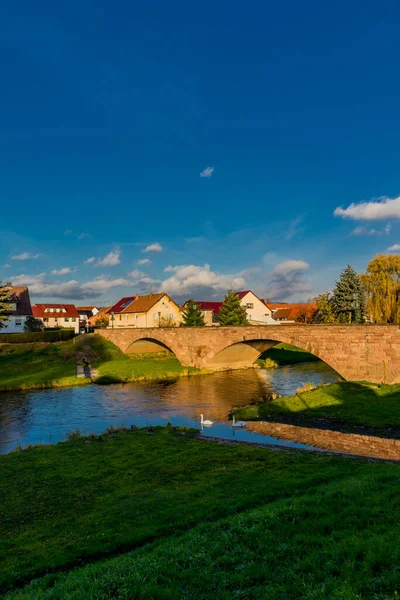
(247, 421), (400, 461)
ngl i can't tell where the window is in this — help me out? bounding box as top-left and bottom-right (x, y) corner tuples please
(71, 318), (76, 322)
(169, 313), (174, 319)
(125, 315), (129, 321)
(64, 317), (69, 322)
(15, 319), (22, 326)
(153, 312), (158, 320)
(246, 303), (254, 309)
(119, 314), (122, 321)
(43, 317), (48, 322)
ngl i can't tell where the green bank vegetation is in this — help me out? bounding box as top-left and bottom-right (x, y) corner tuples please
(1, 428), (400, 599)
(235, 381), (400, 434)
(0, 335), (199, 392)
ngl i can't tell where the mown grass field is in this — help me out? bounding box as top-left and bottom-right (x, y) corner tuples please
(235, 380), (400, 433)
(0, 340), (86, 391)
(1, 428), (400, 599)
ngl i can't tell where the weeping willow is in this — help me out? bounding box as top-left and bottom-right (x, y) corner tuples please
(360, 254), (400, 323)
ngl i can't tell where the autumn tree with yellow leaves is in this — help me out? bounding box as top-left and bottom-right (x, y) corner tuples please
(360, 254), (400, 323)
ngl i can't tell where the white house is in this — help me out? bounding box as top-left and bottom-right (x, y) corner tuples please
(32, 304), (80, 334)
(0, 282), (33, 333)
(195, 291), (278, 325)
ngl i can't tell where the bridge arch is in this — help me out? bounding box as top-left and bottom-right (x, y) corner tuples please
(202, 335), (343, 377)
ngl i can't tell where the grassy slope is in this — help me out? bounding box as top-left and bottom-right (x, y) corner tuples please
(0, 340), (86, 391)
(235, 381), (400, 431)
(0, 335), (198, 391)
(259, 342), (320, 366)
(1, 429), (400, 599)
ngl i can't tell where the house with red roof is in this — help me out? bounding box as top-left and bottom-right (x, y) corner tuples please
(266, 303), (317, 324)
(32, 304), (80, 333)
(193, 291), (276, 326)
(0, 282), (33, 333)
(108, 293), (182, 328)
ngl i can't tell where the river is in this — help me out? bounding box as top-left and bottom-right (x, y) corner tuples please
(0, 362), (339, 454)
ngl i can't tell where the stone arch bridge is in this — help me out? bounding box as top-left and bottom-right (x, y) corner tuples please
(97, 324), (400, 383)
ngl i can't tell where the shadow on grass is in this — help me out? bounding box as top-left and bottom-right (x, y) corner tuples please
(235, 381), (400, 434)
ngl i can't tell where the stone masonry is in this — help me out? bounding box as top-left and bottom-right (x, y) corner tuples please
(98, 324), (400, 383)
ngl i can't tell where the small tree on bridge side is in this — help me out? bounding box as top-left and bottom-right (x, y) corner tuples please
(0, 282), (11, 329)
(181, 299), (205, 327)
(218, 289), (248, 326)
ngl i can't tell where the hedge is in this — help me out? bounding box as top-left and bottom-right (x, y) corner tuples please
(0, 329), (76, 343)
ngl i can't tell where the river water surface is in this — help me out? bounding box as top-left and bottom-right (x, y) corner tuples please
(0, 362), (340, 454)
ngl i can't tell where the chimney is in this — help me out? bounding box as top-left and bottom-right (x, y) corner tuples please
(149, 292), (153, 298)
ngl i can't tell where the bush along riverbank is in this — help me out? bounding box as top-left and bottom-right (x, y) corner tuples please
(1, 426), (400, 599)
(234, 380), (400, 437)
(0, 334), (203, 392)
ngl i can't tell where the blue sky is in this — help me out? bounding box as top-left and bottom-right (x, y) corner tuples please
(2, 0), (400, 305)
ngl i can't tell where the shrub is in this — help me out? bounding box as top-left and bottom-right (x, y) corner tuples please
(0, 329), (75, 343)
(66, 430), (82, 440)
(264, 358), (278, 369)
(296, 382), (315, 395)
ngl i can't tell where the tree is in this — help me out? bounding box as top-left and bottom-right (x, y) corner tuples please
(332, 265), (364, 324)
(24, 316), (43, 332)
(181, 299), (205, 327)
(295, 307), (312, 323)
(0, 282), (11, 329)
(314, 292), (337, 324)
(218, 289), (248, 326)
(159, 315), (177, 328)
(95, 315), (109, 328)
(360, 254), (400, 323)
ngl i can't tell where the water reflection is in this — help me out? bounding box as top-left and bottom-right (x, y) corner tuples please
(0, 362), (339, 454)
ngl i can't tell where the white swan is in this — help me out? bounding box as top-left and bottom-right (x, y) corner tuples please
(200, 414), (214, 427)
(232, 415), (246, 428)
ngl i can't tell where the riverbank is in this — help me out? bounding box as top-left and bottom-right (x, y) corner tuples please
(1, 426), (400, 599)
(234, 380), (400, 437)
(0, 335), (200, 391)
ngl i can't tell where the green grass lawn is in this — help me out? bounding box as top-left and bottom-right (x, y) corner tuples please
(1, 428), (400, 599)
(0, 340), (86, 391)
(0, 335), (198, 391)
(235, 381), (400, 433)
(258, 342), (320, 367)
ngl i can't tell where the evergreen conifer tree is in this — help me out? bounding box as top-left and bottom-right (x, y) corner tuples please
(181, 299), (206, 327)
(218, 289), (248, 326)
(0, 282), (11, 329)
(332, 265), (365, 323)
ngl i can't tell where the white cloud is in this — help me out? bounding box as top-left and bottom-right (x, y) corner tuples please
(12, 273), (131, 299)
(334, 196), (400, 221)
(137, 258), (151, 265)
(143, 242), (163, 253)
(84, 257), (95, 264)
(266, 260), (311, 301)
(200, 166), (214, 178)
(351, 224), (391, 236)
(127, 269), (146, 279)
(3, 264), (10, 268)
(96, 249), (121, 266)
(64, 230), (73, 235)
(285, 216), (304, 240)
(387, 244), (400, 252)
(271, 260), (309, 276)
(160, 264), (246, 301)
(11, 252), (41, 260)
(51, 267), (72, 275)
